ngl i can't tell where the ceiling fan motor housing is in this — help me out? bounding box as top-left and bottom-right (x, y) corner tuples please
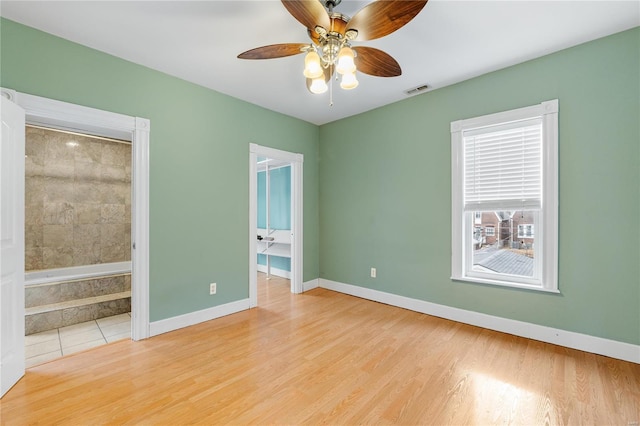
(323, 0), (342, 11)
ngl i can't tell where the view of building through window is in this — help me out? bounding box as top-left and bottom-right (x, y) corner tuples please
(471, 210), (535, 277)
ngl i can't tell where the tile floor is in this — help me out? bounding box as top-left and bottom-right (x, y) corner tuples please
(25, 313), (131, 368)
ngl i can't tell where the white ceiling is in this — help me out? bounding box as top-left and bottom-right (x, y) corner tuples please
(2, 1), (638, 125)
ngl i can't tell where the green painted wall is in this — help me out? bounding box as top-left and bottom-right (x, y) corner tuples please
(0, 19), (320, 321)
(319, 28), (640, 344)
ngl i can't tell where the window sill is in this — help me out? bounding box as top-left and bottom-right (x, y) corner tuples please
(451, 276), (560, 294)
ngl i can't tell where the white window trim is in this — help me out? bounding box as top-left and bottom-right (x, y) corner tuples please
(451, 100), (559, 293)
(518, 224), (535, 239)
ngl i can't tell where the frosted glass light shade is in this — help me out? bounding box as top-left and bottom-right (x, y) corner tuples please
(309, 77), (328, 94)
(336, 47), (356, 75)
(340, 72), (359, 90)
(303, 51), (323, 79)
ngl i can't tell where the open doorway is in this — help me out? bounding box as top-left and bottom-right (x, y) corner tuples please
(249, 144), (303, 307)
(1, 88), (150, 391)
(23, 126), (133, 367)
(256, 156), (292, 304)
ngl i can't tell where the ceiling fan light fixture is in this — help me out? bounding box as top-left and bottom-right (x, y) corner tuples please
(238, 0), (429, 102)
(336, 46), (356, 75)
(340, 71), (359, 90)
(303, 50), (323, 79)
(309, 77), (328, 94)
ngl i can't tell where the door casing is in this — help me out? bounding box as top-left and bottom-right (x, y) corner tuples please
(249, 143), (303, 306)
(1, 88), (151, 342)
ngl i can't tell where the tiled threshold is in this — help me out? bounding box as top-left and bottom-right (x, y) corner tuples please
(26, 291), (131, 315)
(25, 313), (131, 368)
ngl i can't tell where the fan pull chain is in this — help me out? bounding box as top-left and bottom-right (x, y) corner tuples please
(329, 74), (334, 106)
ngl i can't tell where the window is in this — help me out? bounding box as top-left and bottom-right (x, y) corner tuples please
(518, 224), (534, 239)
(451, 100), (558, 292)
(474, 211), (482, 224)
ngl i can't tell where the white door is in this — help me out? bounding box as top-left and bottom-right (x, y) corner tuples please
(0, 95), (26, 397)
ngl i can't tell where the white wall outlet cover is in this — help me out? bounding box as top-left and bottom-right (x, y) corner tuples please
(209, 283), (217, 294)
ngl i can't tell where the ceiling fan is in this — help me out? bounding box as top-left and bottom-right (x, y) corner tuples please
(238, 0), (428, 95)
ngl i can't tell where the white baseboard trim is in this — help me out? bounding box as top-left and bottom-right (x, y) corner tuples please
(257, 264), (291, 279)
(149, 298), (250, 337)
(319, 279), (640, 364)
(302, 278), (319, 292)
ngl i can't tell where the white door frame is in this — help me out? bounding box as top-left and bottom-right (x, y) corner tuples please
(249, 143), (303, 307)
(1, 88), (150, 341)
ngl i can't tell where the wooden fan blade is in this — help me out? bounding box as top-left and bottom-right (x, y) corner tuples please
(353, 47), (402, 77)
(238, 43), (308, 60)
(281, 0), (330, 32)
(346, 0), (428, 41)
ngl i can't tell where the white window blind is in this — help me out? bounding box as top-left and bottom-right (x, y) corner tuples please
(463, 118), (542, 211)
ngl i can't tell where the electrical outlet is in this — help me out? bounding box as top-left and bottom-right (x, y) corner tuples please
(209, 283), (217, 295)
(370, 268), (376, 278)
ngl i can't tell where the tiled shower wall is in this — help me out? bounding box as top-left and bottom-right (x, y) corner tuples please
(25, 126), (131, 271)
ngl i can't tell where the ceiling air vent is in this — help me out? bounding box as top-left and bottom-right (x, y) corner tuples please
(405, 84), (429, 96)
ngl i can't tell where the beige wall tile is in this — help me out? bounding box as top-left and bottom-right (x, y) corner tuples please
(25, 225), (43, 248)
(124, 226), (131, 257)
(75, 139), (102, 163)
(44, 176), (75, 204)
(43, 202), (75, 225)
(62, 305), (98, 327)
(74, 203), (101, 224)
(93, 276), (124, 296)
(95, 298), (130, 318)
(100, 182), (126, 204)
(25, 247), (44, 271)
(101, 204), (125, 224)
(25, 156), (44, 177)
(102, 244), (125, 263)
(25, 205), (44, 229)
(44, 159), (74, 180)
(73, 243), (101, 265)
(74, 181), (103, 203)
(75, 161), (101, 181)
(73, 224), (100, 244)
(26, 310), (64, 335)
(102, 143), (125, 166)
(44, 136), (75, 162)
(26, 283), (62, 308)
(60, 279), (95, 301)
(43, 224), (73, 247)
(26, 128), (131, 270)
(124, 204), (131, 222)
(101, 223), (124, 247)
(25, 176), (45, 206)
(43, 247), (74, 269)
(102, 165), (125, 182)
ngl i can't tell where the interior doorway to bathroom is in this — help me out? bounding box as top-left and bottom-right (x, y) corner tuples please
(1, 88), (150, 390)
(256, 156), (292, 304)
(249, 144), (303, 307)
(23, 126), (133, 367)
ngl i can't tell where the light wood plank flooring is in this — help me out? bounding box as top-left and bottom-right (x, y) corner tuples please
(2, 273), (639, 424)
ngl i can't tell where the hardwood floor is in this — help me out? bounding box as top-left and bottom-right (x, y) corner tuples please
(2, 273), (639, 424)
